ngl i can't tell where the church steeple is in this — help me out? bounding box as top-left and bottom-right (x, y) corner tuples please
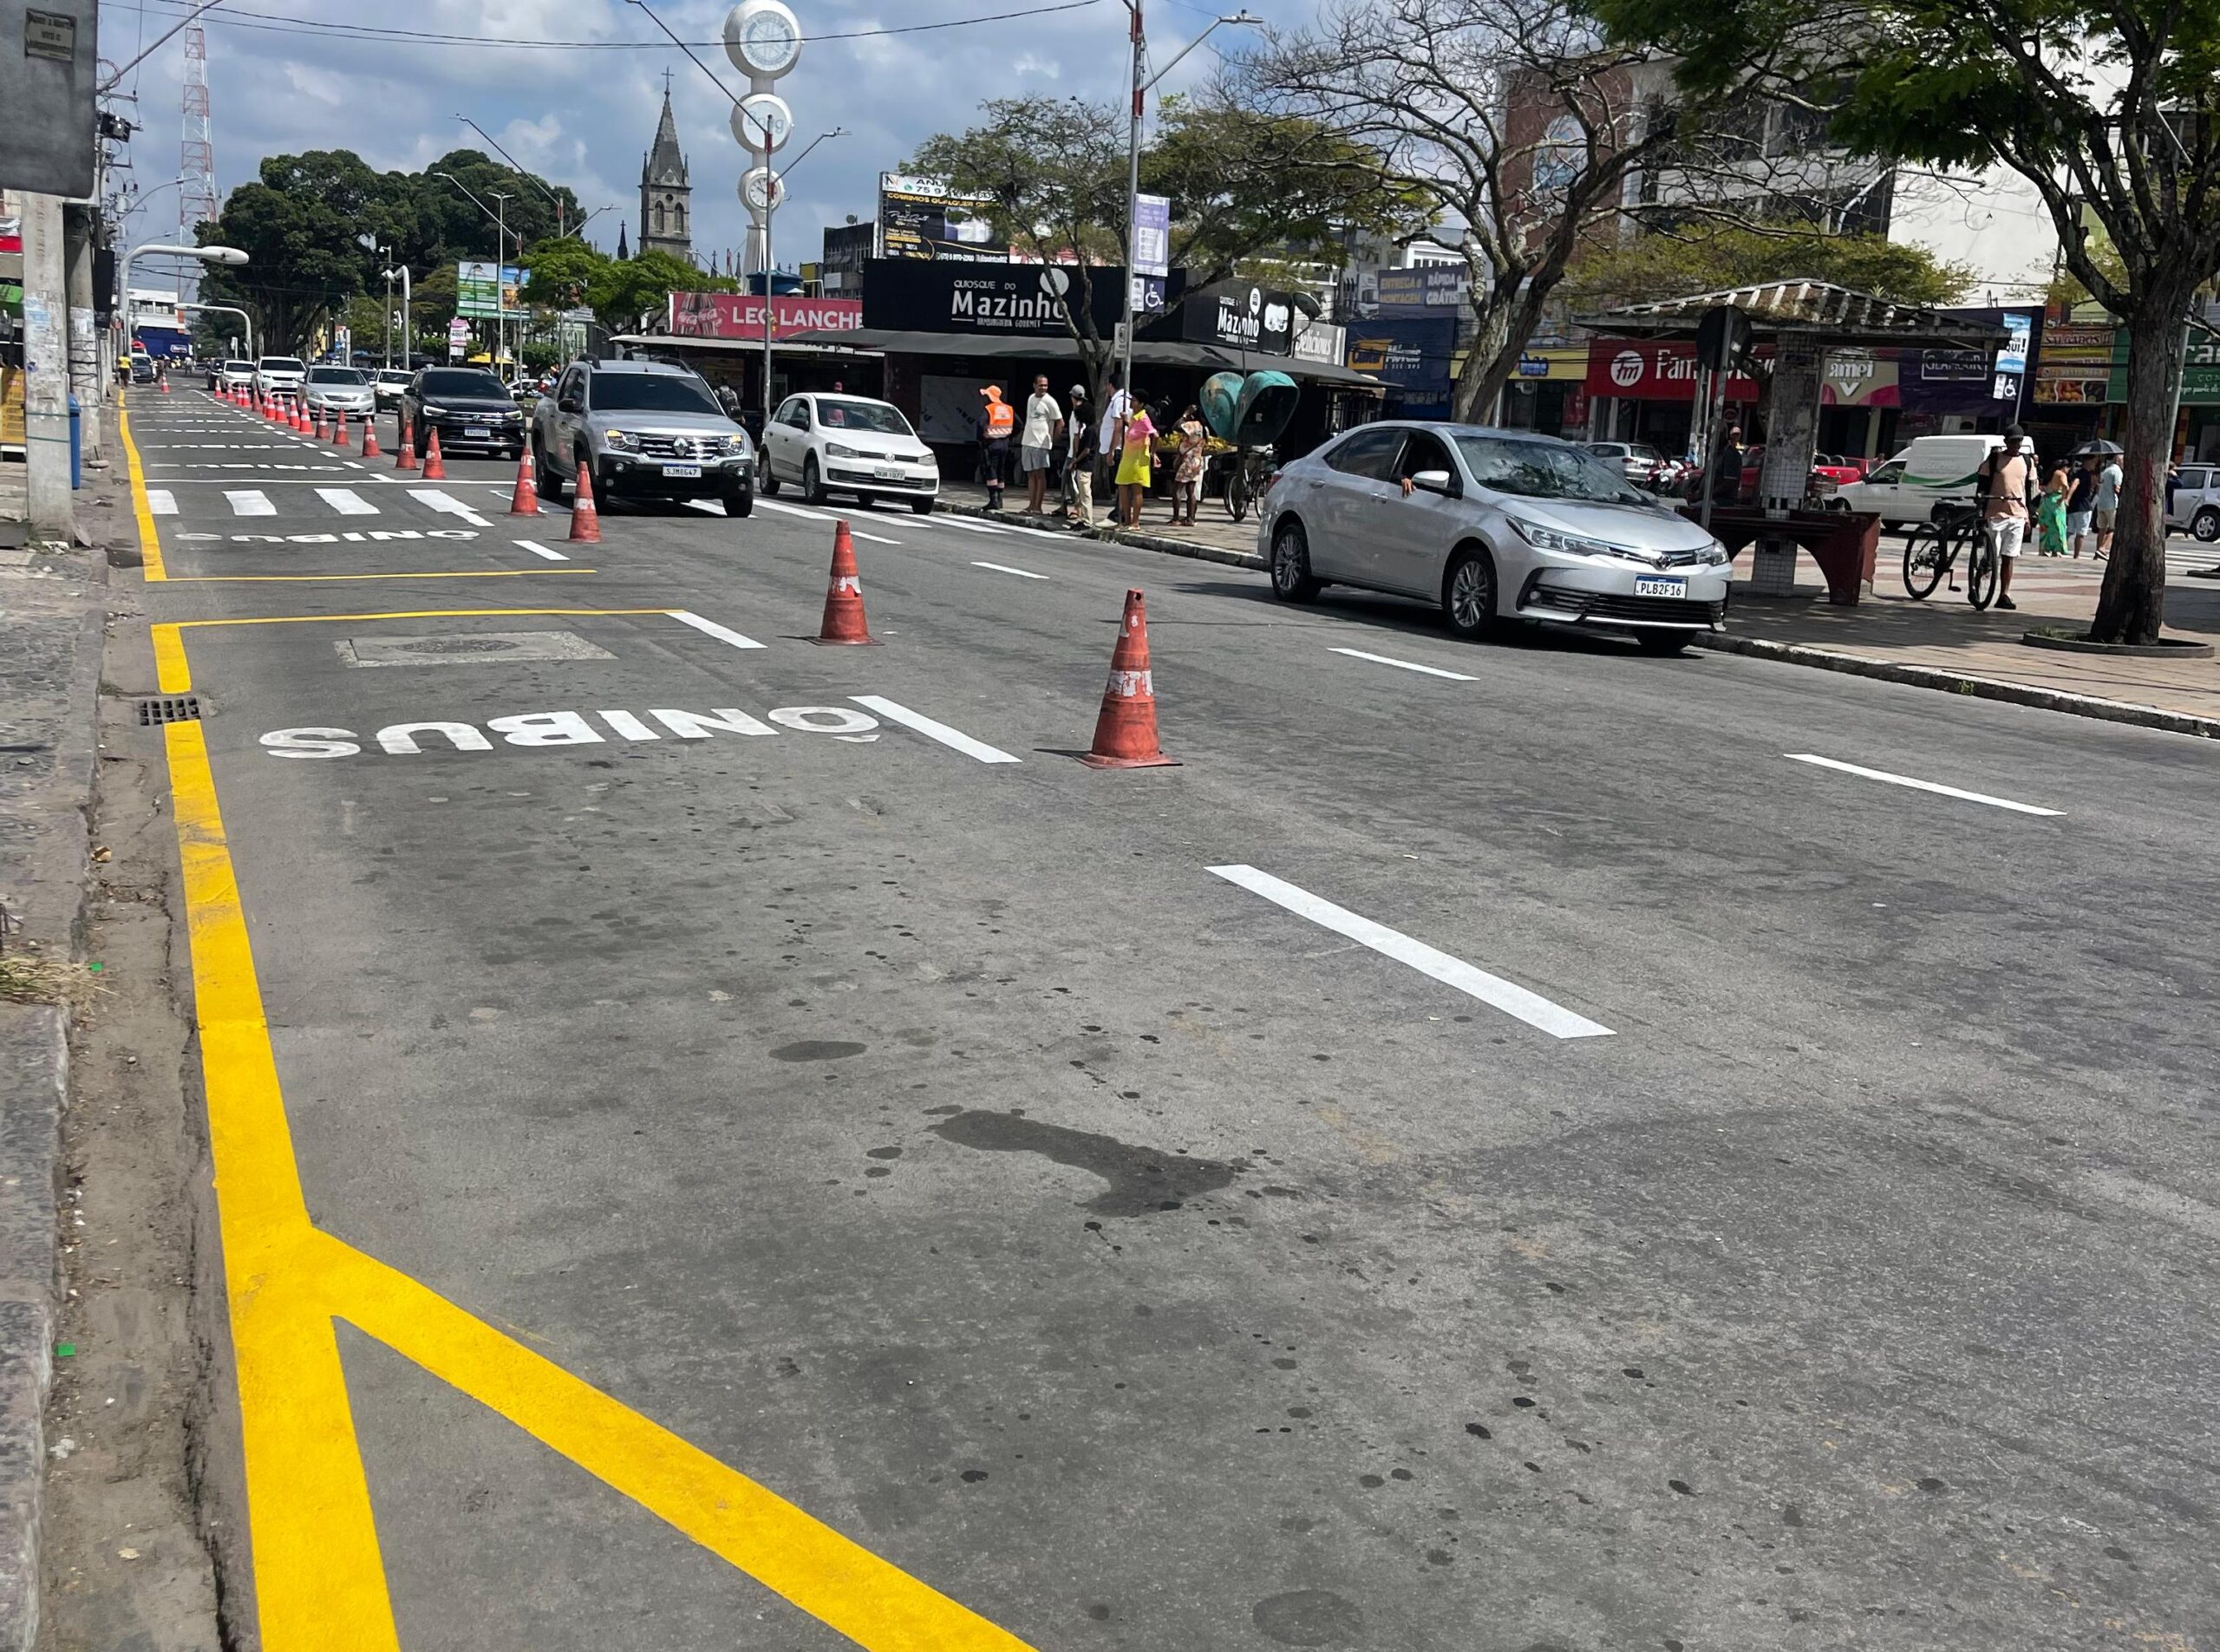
(638, 74), (693, 261)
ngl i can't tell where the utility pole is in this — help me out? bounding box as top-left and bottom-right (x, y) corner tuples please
(65, 204), (102, 467)
(19, 194), (75, 536)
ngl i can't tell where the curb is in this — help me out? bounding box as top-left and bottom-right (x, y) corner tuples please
(936, 500), (1265, 571)
(1694, 631), (2220, 741)
(0, 1011), (66, 1652)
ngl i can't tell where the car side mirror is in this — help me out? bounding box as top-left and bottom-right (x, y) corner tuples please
(1410, 468), (1457, 498)
(558, 395), (581, 413)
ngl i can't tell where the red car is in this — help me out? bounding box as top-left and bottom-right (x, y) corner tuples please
(1739, 447), (1871, 500)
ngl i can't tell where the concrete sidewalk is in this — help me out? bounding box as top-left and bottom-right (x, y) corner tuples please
(936, 477), (1264, 567)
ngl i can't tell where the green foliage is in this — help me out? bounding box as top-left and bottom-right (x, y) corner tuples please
(1560, 225), (1974, 311)
(589, 249), (708, 331)
(521, 238), (610, 311)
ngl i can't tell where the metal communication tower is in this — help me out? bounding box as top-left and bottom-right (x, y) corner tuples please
(180, 24), (218, 253)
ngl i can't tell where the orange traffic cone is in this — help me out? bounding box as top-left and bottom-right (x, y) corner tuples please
(421, 428), (447, 480)
(160, 374), (171, 395)
(508, 444), (539, 515)
(396, 415), (418, 471)
(334, 409), (350, 448)
(291, 401), (306, 433)
(811, 521), (879, 645)
(360, 417), (381, 458)
(567, 456), (601, 542)
(1079, 589), (1178, 767)
(312, 408), (327, 441)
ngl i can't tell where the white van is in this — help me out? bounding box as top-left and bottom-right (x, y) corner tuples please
(2168, 461), (2220, 543)
(1837, 434), (2003, 526)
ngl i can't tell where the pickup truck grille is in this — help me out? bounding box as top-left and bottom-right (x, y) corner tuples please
(637, 434), (721, 460)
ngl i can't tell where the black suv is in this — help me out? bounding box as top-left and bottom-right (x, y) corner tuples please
(400, 365), (527, 460)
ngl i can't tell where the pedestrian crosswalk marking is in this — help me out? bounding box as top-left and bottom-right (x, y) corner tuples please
(316, 488), (380, 516)
(225, 490), (277, 517)
(147, 489), (178, 516)
(408, 489), (492, 527)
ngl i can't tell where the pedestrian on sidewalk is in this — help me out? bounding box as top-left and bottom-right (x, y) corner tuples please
(2093, 450), (2123, 559)
(2067, 456), (2098, 556)
(1115, 401), (1156, 527)
(1062, 384), (1089, 519)
(1975, 424), (2036, 611)
(1067, 398), (1100, 531)
(1708, 424), (1746, 506)
(978, 383), (1015, 511)
(1170, 404), (1208, 526)
(1020, 374), (1061, 515)
(2036, 462), (2071, 556)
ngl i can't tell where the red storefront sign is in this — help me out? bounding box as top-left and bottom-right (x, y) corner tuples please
(1583, 338), (1760, 402)
(668, 292), (865, 341)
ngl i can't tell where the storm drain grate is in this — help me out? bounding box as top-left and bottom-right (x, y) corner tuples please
(137, 695), (202, 726)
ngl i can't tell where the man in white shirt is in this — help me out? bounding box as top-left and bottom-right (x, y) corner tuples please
(1098, 375), (1132, 460)
(2093, 455), (2123, 559)
(1020, 375), (1061, 515)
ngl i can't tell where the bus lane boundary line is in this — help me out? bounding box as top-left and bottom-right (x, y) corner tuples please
(155, 620), (1040, 1652)
(119, 395), (170, 582)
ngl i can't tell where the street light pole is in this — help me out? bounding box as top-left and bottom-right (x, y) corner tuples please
(435, 173), (526, 368)
(180, 302), (253, 362)
(383, 264), (413, 371)
(492, 192), (513, 370)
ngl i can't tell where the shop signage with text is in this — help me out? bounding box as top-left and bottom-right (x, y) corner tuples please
(668, 291), (864, 340)
(1583, 339), (1759, 402)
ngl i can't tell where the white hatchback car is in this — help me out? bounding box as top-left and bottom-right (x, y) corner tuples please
(1259, 422), (1733, 653)
(759, 393), (939, 513)
(2169, 461), (2220, 543)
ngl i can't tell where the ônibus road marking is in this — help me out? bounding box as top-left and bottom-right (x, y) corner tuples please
(1329, 647), (1478, 682)
(1206, 864), (1615, 1041)
(1784, 754), (2063, 816)
(849, 695), (1021, 765)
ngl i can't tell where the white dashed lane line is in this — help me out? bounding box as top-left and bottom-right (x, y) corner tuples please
(223, 490), (277, 517)
(666, 609), (766, 650)
(147, 490), (178, 516)
(1207, 864), (1616, 1041)
(849, 695), (1022, 765)
(513, 540), (570, 562)
(970, 561), (1048, 580)
(1784, 754), (2064, 817)
(315, 487), (380, 515)
(1329, 647), (1478, 682)
(408, 488), (493, 528)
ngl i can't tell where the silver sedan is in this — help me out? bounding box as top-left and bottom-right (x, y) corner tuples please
(1258, 422), (1733, 654)
(302, 365), (377, 421)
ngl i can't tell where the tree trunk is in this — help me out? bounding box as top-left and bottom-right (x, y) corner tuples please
(1452, 291), (1521, 425)
(2090, 304), (2187, 645)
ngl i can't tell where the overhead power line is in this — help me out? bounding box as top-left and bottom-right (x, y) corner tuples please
(105, 0), (1104, 51)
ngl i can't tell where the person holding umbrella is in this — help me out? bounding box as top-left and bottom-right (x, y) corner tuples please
(2073, 438), (2125, 560)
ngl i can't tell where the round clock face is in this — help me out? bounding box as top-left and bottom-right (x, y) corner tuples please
(724, 0), (800, 77)
(732, 92), (793, 153)
(740, 167), (787, 214)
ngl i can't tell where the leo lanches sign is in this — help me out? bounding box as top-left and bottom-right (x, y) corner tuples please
(668, 291), (863, 340)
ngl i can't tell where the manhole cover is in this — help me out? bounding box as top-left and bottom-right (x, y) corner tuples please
(402, 637), (520, 655)
(336, 631), (617, 668)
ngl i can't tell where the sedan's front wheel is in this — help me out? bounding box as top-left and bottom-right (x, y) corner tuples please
(1269, 519), (1321, 604)
(1443, 547), (1497, 640)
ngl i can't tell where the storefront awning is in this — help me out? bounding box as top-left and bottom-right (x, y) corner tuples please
(1577, 280), (2003, 350)
(775, 327), (1383, 389)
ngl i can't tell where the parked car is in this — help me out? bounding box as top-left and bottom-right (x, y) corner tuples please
(759, 392), (939, 513)
(370, 368), (414, 411)
(1583, 440), (1670, 490)
(532, 357), (754, 514)
(1833, 434), (2004, 526)
(302, 364), (376, 423)
(1260, 422), (1733, 654)
(1736, 447), (1868, 506)
(252, 355), (307, 402)
(2170, 461), (2220, 543)
(402, 365), (527, 460)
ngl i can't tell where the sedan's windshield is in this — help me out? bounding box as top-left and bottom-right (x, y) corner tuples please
(418, 369), (509, 399)
(259, 357), (305, 373)
(375, 371), (412, 385)
(1454, 435), (1650, 505)
(308, 367), (367, 385)
(815, 398), (912, 436)
(588, 374), (720, 415)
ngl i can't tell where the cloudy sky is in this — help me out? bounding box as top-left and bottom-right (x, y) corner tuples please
(100, 0), (1283, 270)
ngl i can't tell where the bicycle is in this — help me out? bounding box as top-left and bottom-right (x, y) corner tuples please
(1224, 443), (1276, 523)
(1901, 504), (2000, 609)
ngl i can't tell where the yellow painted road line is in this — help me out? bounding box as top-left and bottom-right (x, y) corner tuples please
(160, 568), (601, 584)
(158, 622), (1043, 1651)
(165, 607), (678, 632)
(118, 398), (168, 582)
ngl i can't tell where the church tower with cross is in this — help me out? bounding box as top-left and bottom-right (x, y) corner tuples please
(638, 72), (693, 262)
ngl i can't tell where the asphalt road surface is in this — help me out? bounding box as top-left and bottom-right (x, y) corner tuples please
(122, 390), (2219, 1652)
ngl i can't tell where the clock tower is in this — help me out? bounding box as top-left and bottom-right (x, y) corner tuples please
(638, 75), (693, 262)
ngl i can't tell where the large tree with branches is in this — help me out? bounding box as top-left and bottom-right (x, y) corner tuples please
(1598, 0), (2220, 643)
(1240, 0), (1746, 421)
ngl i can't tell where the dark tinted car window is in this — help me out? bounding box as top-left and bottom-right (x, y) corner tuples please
(816, 398), (912, 435)
(1324, 427), (1405, 480)
(588, 373), (720, 415)
(1453, 435), (1649, 504)
(419, 369), (509, 398)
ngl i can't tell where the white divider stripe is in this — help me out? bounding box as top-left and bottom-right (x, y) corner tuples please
(971, 560), (1048, 579)
(754, 499), (838, 521)
(513, 539), (569, 562)
(1784, 754), (2063, 817)
(224, 490), (275, 517)
(666, 609), (765, 650)
(1206, 865), (1615, 1040)
(408, 488), (492, 527)
(932, 516), (1008, 535)
(1330, 647), (1478, 682)
(848, 527), (902, 545)
(316, 487), (380, 516)
(849, 695), (1021, 765)
(147, 489), (178, 516)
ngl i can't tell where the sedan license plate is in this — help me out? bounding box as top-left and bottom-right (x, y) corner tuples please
(662, 463), (702, 479)
(1635, 575), (1687, 598)
(464, 426), (491, 439)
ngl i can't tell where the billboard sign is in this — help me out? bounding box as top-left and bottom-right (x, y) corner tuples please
(862, 258), (1133, 335)
(1375, 266), (1469, 314)
(878, 173), (1003, 261)
(1174, 280), (1295, 355)
(668, 291), (864, 339)
(1348, 317), (1457, 417)
(1583, 339), (1760, 402)
(457, 261), (523, 320)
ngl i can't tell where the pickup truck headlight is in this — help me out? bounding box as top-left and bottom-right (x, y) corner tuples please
(604, 429), (638, 452)
(421, 404), (447, 417)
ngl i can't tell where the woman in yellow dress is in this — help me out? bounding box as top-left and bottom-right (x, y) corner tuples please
(1114, 402), (1156, 526)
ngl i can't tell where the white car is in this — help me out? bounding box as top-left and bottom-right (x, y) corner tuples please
(2168, 461), (2220, 543)
(216, 359), (257, 395)
(252, 355), (306, 402)
(370, 368), (414, 410)
(759, 392), (938, 513)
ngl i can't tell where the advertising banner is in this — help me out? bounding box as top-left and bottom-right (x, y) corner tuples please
(1583, 339), (1760, 402)
(1374, 265), (1469, 314)
(1348, 317), (1457, 417)
(456, 261), (523, 320)
(878, 173), (1003, 261)
(1175, 280), (1295, 355)
(1130, 193), (1170, 315)
(862, 258), (1131, 335)
(2034, 323), (2114, 406)
(1819, 349), (1900, 407)
(1291, 321), (1346, 368)
(669, 291), (864, 340)
(2106, 330), (2220, 407)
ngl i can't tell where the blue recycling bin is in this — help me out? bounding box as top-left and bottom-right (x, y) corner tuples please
(69, 394), (82, 490)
